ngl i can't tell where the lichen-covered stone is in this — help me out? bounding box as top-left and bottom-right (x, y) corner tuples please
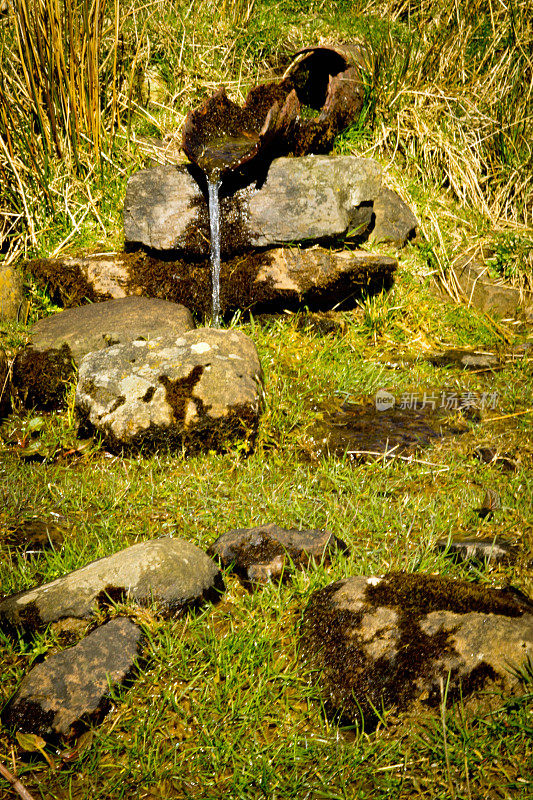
(11, 298), (195, 412)
(300, 572), (533, 727)
(75, 327), (263, 453)
(208, 523), (349, 585)
(0, 537), (223, 631)
(2, 618), (143, 740)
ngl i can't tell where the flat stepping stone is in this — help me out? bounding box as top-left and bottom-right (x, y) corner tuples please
(208, 523), (349, 585)
(0, 537), (223, 632)
(2, 617), (143, 741)
(436, 536), (518, 566)
(301, 572), (533, 727)
(12, 297), (195, 411)
(28, 296), (195, 365)
(75, 327), (263, 453)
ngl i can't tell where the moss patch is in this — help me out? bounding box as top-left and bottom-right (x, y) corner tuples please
(159, 365), (205, 425)
(12, 345), (75, 410)
(23, 259), (104, 308)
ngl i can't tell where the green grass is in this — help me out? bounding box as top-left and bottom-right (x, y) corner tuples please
(1, 288), (532, 797)
(1, 0), (533, 797)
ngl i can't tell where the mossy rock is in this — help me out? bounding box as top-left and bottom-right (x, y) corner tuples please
(300, 572), (533, 728)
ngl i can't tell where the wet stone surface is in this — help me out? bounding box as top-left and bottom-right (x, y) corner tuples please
(302, 400), (470, 462)
(208, 523), (349, 585)
(2, 617), (143, 741)
(428, 349), (500, 370)
(4, 516), (66, 559)
(300, 572), (533, 728)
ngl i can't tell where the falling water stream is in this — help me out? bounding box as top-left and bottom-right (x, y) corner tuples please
(198, 133), (259, 325)
(207, 177), (222, 327)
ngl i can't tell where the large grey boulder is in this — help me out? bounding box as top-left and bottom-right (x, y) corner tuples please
(124, 156), (383, 254)
(75, 327), (263, 453)
(2, 617), (143, 740)
(0, 537), (223, 631)
(301, 572), (533, 727)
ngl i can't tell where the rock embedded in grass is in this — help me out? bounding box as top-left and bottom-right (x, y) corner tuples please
(0, 537), (223, 632)
(452, 246), (533, 321)
(300, 572), (533, 728)
(2, 617), (143, 741)
(208, 523), (349, 585)
(436, 535), (519, 566)
(75, 327), (263, 454)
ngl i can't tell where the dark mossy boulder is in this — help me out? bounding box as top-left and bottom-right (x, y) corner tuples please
(300, 572), (533, 728)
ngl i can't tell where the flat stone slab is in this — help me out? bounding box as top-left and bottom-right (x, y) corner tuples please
(0, 537), (223, 631)
(436, 536), (519, 566)
(22, 247), (397, 319)
(208, 523), (349, 585)
(300, 572), (533, 727)
(2, 617), (143, 741)
(75, 327), (263, 453)
(28, 296), (195, 365)
(124, 156), (383, 254)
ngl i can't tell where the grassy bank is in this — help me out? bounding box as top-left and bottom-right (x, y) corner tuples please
(1, 1), (533, 798)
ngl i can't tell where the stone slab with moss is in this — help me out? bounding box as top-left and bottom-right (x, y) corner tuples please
(2, 617), (143, 741)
